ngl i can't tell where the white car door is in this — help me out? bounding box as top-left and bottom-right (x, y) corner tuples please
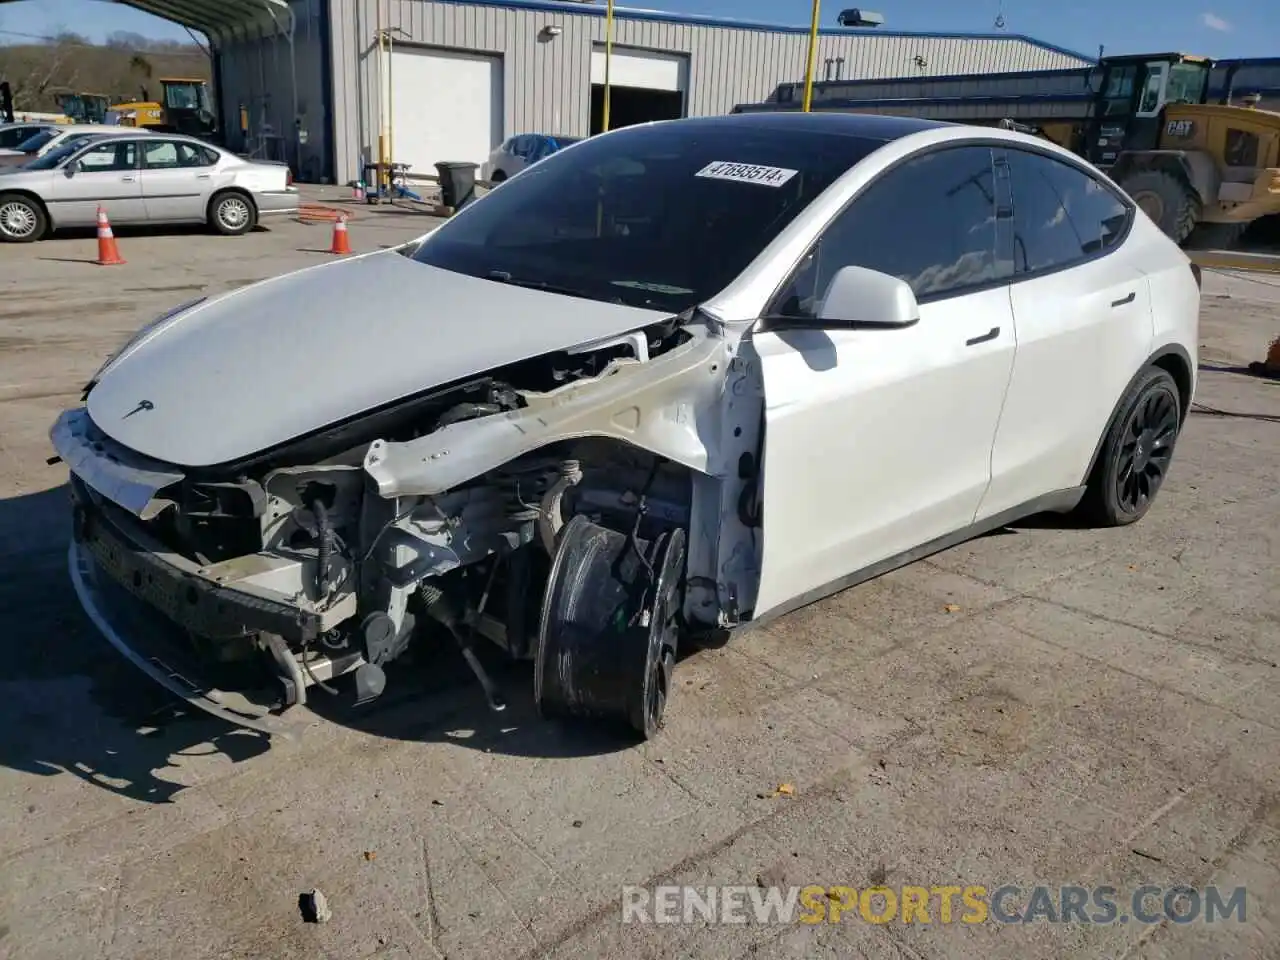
(751, 145), (1017, 619)
(975, 146), (1155, 522)
(138, 139), (214, 221)
(48, 139), (144, 227)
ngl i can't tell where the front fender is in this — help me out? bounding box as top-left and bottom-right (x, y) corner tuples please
(362, 333), (734, 498)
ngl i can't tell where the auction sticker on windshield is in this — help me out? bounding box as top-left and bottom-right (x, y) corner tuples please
(695, 161), (799, 187)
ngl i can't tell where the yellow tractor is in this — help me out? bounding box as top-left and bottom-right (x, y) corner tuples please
(108, 78), (217, 139)
(1085, 54), (1280, 247)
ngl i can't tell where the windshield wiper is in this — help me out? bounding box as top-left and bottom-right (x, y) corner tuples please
(484, 270), (589, 299)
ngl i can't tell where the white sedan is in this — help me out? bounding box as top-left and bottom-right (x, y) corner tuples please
(0, 131), (297, 241)
(48, 113), (1198, 739)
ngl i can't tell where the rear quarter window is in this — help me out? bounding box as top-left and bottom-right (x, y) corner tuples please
(1002, 148), (1132, 274)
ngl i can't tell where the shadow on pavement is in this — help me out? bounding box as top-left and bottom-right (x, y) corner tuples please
(304, 640), (647, 762)
(0, 484), (269, 805)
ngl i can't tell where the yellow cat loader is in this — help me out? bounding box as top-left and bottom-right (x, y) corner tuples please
(109, 78), (217, 139)
(1086, 55), (1280, 247)
(734, 53), (1280, 249)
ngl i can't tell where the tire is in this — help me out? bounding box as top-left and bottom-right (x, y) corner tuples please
(208, 191), (256, 236)
(0, 192), (47, 243)
(1185, 221), (1247, 251)
(535, 515), (685, 741)
(490, 170), (507, 183)
(1077, 367), (1182, 527)
(1119, 170), (1199, 244)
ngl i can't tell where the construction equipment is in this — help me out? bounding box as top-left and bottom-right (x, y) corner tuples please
(108, 78), (217, 139)
(53, 92), (111, 125)
(733, 52), (1280, 249)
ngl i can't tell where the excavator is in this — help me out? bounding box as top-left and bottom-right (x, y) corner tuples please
(734, 52), (1280, 249)
(108, 77), (218, 139)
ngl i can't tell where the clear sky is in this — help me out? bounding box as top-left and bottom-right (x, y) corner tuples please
(0, 0), (1276, 58)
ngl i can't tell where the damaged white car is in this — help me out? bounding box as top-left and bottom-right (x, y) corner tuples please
(49, 113), (1199, 739)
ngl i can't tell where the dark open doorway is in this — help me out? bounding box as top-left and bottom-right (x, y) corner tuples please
(590, 85), (684, 134)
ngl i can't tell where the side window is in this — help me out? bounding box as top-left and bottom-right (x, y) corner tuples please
(77, 141), (137, 172)
(771, 145), (1003, 314)
(143, 140), (214, 169)
(1003, 149), (1132, 274)
(143, 140), (181, 169)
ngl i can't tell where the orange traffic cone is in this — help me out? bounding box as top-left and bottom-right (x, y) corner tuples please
(95, 207), (125, 265)
(329, 213), (352, 255)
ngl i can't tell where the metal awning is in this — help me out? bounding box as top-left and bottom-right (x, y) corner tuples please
(0, 0), (294, 44)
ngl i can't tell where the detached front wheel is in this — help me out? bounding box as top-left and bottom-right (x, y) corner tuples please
(535, 514), (686, 740)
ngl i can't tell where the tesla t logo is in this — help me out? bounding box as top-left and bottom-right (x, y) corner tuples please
(122, 399), (154, 419)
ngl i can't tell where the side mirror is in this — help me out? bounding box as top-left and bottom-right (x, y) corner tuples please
(64, 160), (80, 177)
(816, 265), (919, 329)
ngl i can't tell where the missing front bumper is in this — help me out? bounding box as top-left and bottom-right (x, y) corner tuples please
(66, 477), (358, 736)
(67, 537), (299, 736)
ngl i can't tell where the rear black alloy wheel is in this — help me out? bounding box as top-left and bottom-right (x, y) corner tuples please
(1082, 367), (1181, 526)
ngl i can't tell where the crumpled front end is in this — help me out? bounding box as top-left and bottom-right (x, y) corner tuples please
(50, 316), (767, 740)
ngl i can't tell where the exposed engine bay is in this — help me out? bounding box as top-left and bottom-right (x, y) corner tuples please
(55, 313), (766, 739)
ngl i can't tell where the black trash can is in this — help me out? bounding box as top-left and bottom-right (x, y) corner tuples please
(435, 161), (479, 209)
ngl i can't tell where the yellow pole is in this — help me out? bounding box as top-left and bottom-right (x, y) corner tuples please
(801, 0), (821, 112)
(602, 0), (614, 132)
(387, 29), (394, 194)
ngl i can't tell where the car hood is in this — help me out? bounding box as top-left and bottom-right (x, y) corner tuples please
(86, 249), (672, 468)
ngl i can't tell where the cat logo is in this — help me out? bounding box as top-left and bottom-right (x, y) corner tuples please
(1165, 119), (1195, 138)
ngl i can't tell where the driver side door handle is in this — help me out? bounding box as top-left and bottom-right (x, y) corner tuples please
(965, 326), (1000, 346)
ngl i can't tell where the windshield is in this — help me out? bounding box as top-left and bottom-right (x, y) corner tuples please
(412, 120), (877, 311)
(24, 136), (96, 170)
(1166, 62), (1208, 104)
(165, 83), (201, 110)
(15, 129), (57, 153)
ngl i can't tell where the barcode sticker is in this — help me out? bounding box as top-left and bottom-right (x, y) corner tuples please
(694, 161), (799, 187)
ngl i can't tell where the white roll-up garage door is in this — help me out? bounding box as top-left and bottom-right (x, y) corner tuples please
(590, 47), (688, 92)
(390, 47), (503, 173)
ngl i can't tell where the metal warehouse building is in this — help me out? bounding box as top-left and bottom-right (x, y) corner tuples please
(79, 0), (1095, 184)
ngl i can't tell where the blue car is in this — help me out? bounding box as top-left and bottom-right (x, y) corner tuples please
(481, 133), (583, 182)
